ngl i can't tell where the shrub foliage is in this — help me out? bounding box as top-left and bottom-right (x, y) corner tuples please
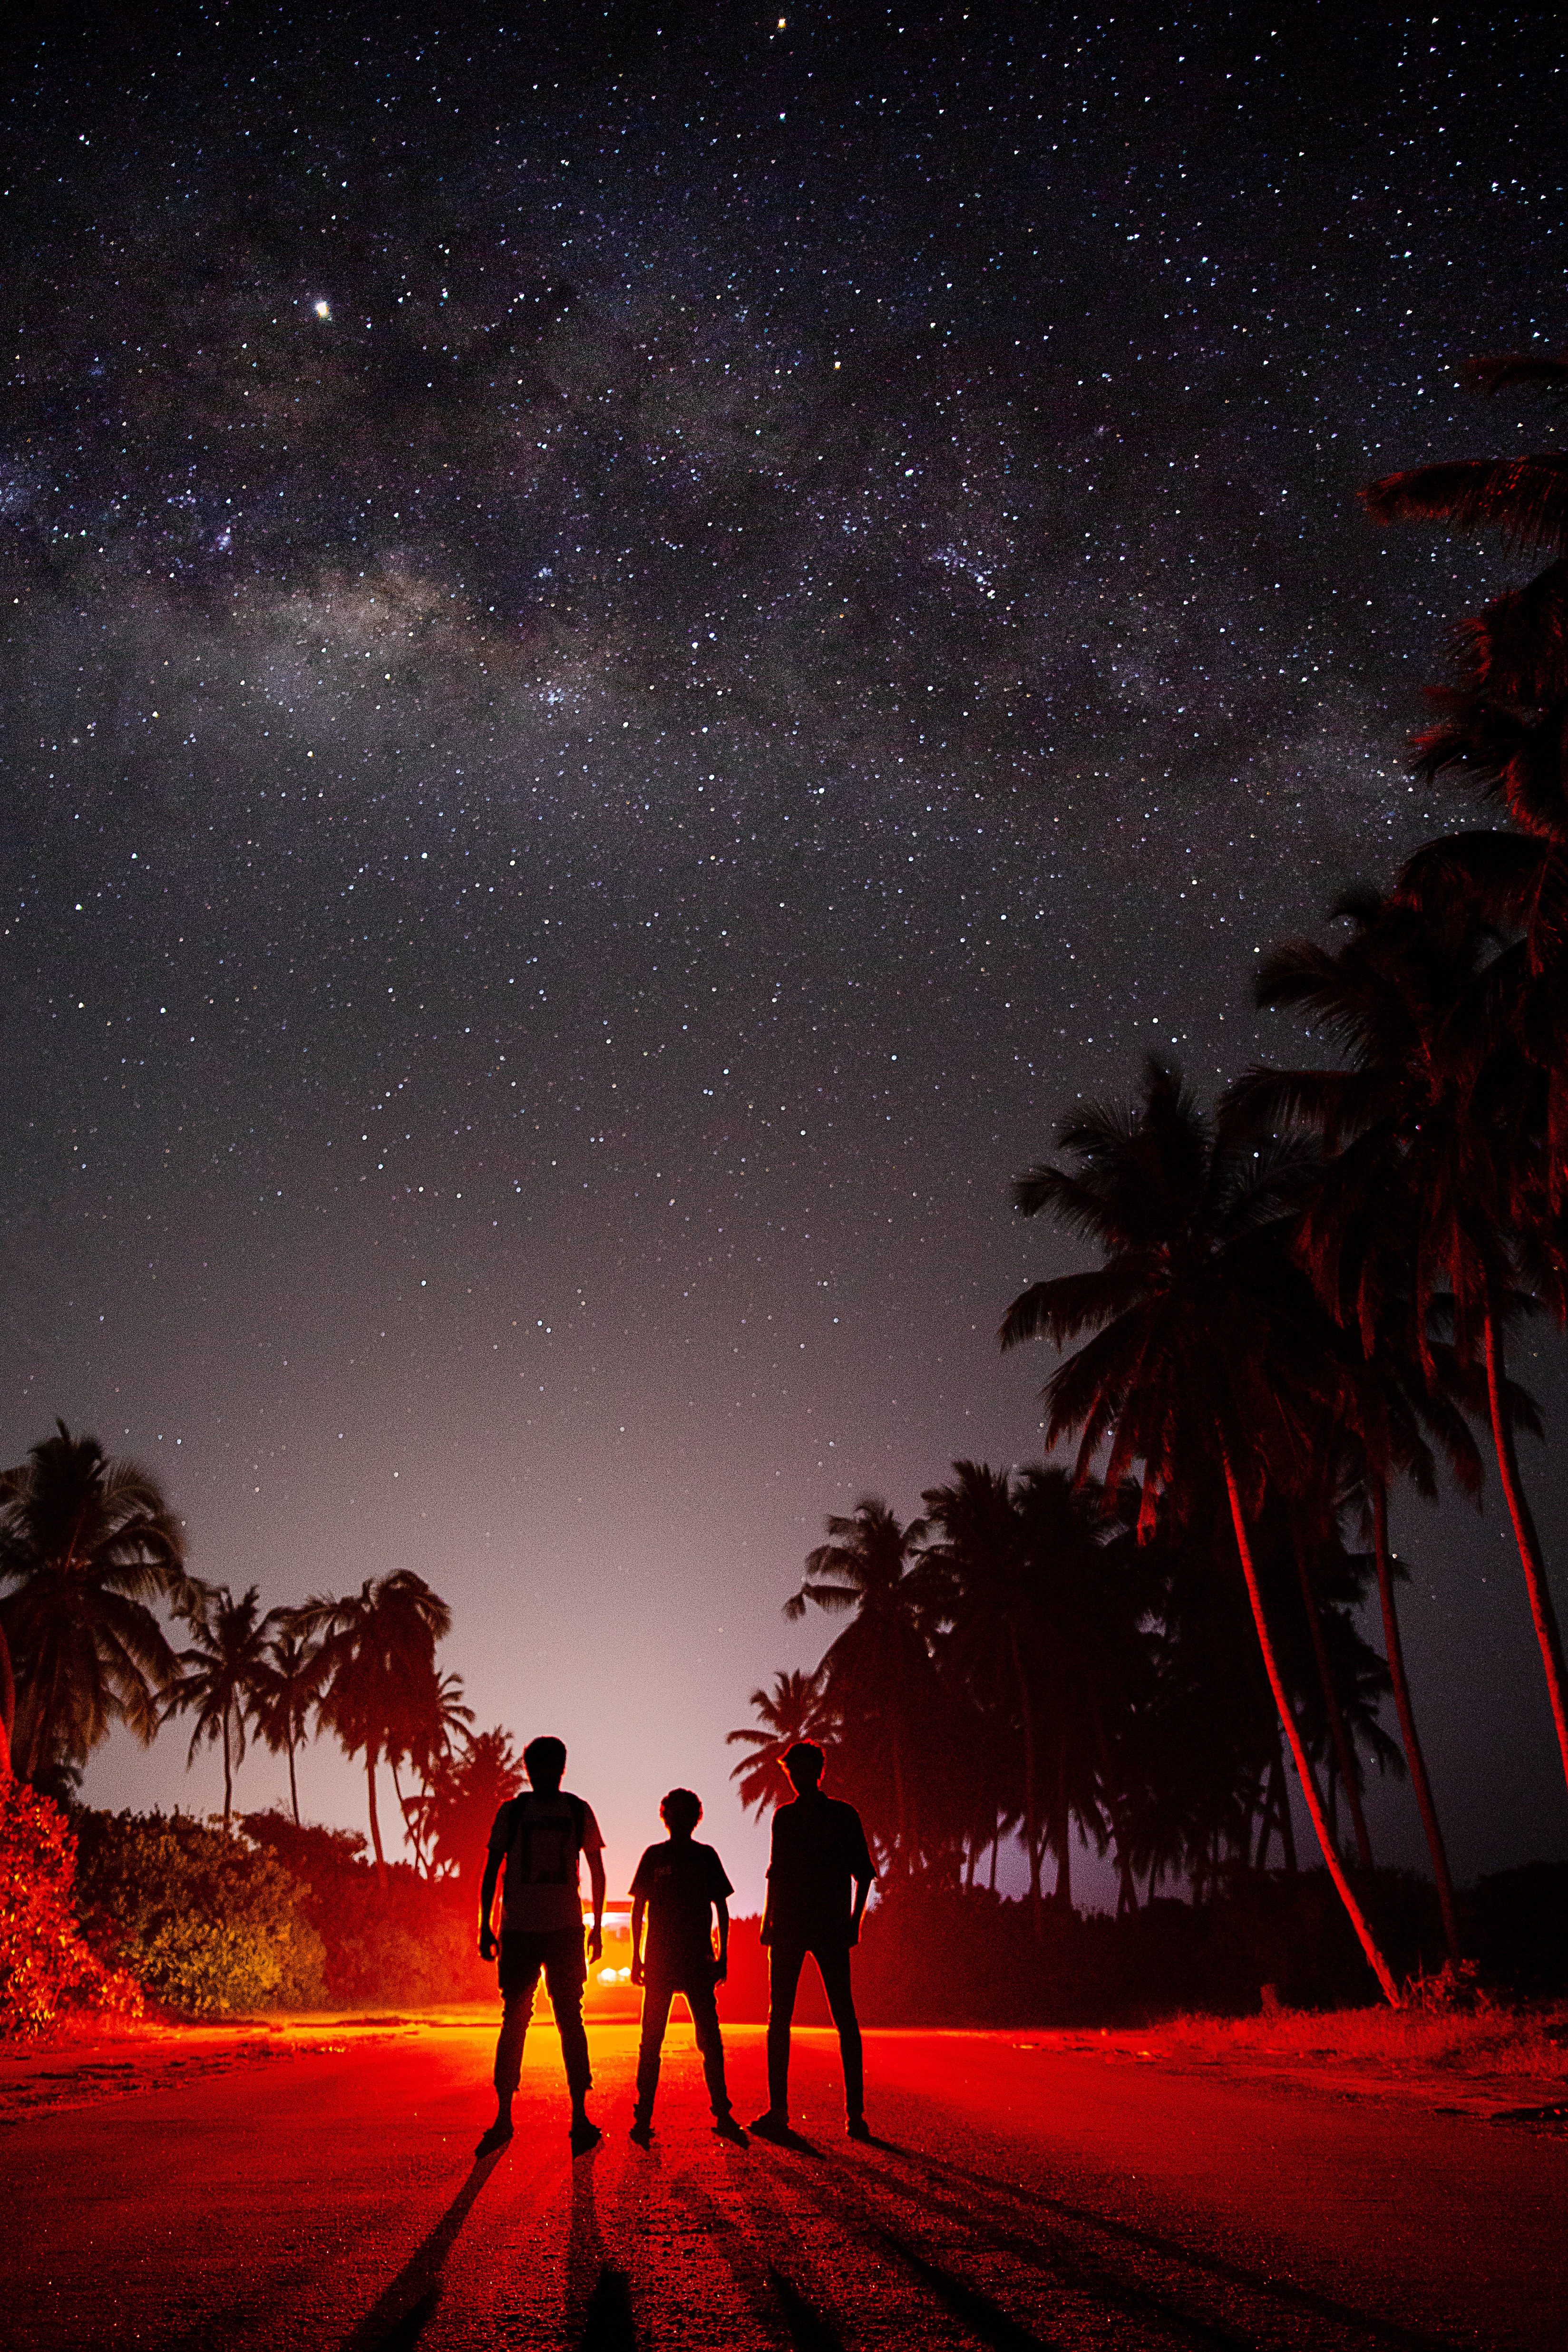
(0, 1780), (143, 2035)
(74, 1810), (328, 2016)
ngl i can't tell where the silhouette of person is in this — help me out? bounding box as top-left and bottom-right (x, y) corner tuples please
(627, 1788), (746, 2147)
(750, 1740), (876, 2142)
(476, 1733), (605, 2155)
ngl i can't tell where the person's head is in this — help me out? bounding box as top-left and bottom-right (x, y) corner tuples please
(783, 1740), (824, 1795)
(660, 1788), (702, 1839)
(524, 1735), (567, 1791)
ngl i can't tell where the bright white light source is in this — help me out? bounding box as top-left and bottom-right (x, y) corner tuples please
(312, 299), (331, 321)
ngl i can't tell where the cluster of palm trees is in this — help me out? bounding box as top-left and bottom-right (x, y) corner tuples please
(733, 347), (1568, 2004)
(0, 1420), (513, 1883)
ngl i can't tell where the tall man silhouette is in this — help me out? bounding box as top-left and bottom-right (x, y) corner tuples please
(750, 1740), (876, 2142)
(477, 1733), (605, 2155)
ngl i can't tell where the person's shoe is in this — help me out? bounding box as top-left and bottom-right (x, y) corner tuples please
(475, 2118), (514, 2158)
(846, 2114), (872, 2143)
(712, 2112), (748, 2145)
(628, 2116), (654, 2149)
(748, 2109), (789, 2142)
(569, 2112), (603, 2152)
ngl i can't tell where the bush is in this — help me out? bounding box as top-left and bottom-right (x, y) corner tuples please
(74, 1810), (328, 2017)
(243, 1809), (493, 2007)
(0, 1780), (142, 2036)
(716, 1867), (1506, 2031)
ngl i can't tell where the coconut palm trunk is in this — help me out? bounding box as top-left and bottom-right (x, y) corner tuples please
(1484, 1295), (1568, 1793)
(1221, 1447), (1401, 2005)
(1369, 1472), (1461, 1967)
(1007, 1625), (1044, 1937)
(889, 1732), (911, 1870)
(1273, 1737), (1299, 1871)
(221, 1708), (234, 1833)
(365, 1744), (387, 1881)
(1289, 1523), (1374, 1868)
(0, 1626), (13, 1781)
(1053, 1720), (1072, 1910)
(286, 1734), (300, 1827)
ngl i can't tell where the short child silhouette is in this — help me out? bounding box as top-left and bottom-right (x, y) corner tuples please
(628, 1788), (746, 2146)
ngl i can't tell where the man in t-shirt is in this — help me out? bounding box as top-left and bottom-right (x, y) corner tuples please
(476, 1733), (606, 2155)
(750, 1740), (876, 2143)
(627, 1788), (746, 2147)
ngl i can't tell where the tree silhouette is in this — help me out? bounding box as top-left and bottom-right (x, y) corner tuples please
(249, 1621), (325, 1827)
(0, 1422), (186, 1787)
(785, 1497), (936, 1866)
(916, 1461), (1139, 1929)
(1235, 889), (1568, 1802)
(409, 1724), (525, 1885)
(1360, 358), (1568, 1793)
(1000, 1059), (1402, 2003)
(166, 1582), (277, 1833)
(726, 1668), (830, 1817)
(300, 1571), (452, 1882)
(917, 1463), (1049, 1921)
(394, 1669), (474, 1874)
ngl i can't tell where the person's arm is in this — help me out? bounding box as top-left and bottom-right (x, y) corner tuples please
(586, 1845), (606, 1961)
(478, 1851), (502, 1961)
(630, 1894), (646, 1985)
(760, 1816), (777, 1945)
(848, 1868), (872, 1946)
(714, 1895), (730, 1981)
(848, 1812), (875, 1946)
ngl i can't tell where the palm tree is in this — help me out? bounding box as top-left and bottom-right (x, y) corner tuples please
(1234, 891), (1568, 1801)
(394, 1669), (474, 1875)
(917, 1463), (1047, 1920)
(166, 1582), (276, 1833)
(785, 1497), (935, 1867)
(0, 1618), (14, 1781)
(917, 1461), (1142, 1929)
(0, 1421), (186, 1786)
(300, 1570), (452, 1881)
(409, 1724), (526, 1885)
(1364, 358), (1568, 1231)
(999, 1058), (1402, 2004)
(1125, 1472), (1292, 1899)
(727, 1667), (830, 1816)
(249, 1621), (325, 1827)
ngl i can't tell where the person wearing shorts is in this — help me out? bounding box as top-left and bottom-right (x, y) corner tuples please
(476, 1734), (605, 2155)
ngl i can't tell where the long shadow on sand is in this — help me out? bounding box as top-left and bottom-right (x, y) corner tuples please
(866, 2143), (1460, 2351)
(340, 2155), (499, 2352)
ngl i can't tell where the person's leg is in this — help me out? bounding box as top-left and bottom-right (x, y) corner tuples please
(484, 1934), (543, 2149)
(811, 1943), (866, 2125)
(542, 1928), (597, 2141)
(684, 1976), (733, 2117)
(633, 1977), (676, 2124)
(756, 1942), (806, 2127)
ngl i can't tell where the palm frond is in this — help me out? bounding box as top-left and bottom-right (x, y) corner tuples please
(1465, 352), (1568, 404)
(1361, 458), (1568, 555)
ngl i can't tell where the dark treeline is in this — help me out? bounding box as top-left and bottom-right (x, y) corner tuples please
(0, 1422), (517, 1890)
(733, 348), (1568, 2006)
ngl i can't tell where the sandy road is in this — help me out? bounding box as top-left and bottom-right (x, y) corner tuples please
(2, 2018), (1564, 2350)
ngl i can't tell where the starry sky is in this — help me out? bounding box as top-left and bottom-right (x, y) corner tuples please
(4, 2), (1566, 1910)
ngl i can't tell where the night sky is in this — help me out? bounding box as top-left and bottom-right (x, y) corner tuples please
(5, 3), (1566, 1910)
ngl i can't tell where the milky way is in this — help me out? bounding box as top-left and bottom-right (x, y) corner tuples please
(4, 4), (1565, 1898)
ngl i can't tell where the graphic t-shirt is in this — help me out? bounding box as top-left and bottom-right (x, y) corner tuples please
(629, 1838), (733, 1982)
(488, 1790), (604, 1933)
(766, 1792), (875, 1946)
